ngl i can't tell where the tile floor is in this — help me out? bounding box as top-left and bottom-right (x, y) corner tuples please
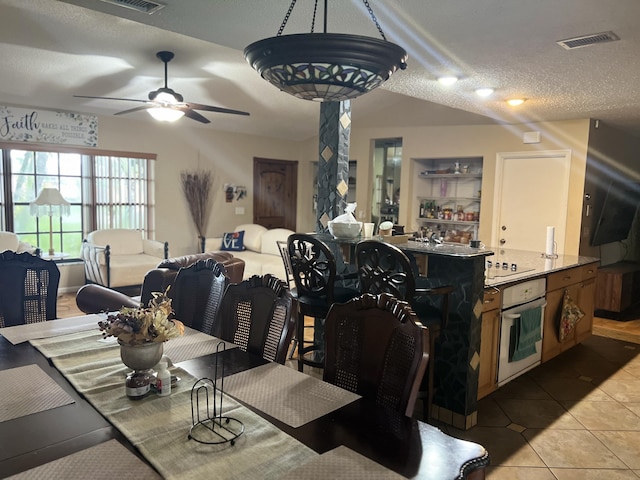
(58, 293), (640, 479)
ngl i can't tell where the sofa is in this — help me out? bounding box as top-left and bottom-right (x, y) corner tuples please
(205, 224), (294, 281)
(0, 231), (39, 255)
(81, 228), (169, 289)
(76, 251), (245, 314)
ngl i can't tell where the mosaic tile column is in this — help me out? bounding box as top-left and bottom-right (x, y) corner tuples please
(316, 101), (351, 231)
(314, 101), (352, 352)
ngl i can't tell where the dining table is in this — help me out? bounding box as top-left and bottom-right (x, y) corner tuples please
(0, 315), (489, 479)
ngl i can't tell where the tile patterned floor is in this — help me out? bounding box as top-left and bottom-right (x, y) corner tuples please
(58, 293), (640, 479)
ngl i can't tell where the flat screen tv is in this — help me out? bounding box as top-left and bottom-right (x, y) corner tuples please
(591, 179), (640, 246)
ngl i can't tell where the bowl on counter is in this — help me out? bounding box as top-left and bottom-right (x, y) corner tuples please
(328, 221), (362, 239)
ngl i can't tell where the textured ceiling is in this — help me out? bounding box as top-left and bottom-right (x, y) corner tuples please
(1, 0), (640, 140)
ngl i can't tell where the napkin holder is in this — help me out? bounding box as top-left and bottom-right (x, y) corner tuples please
(188, 342), (244, 445)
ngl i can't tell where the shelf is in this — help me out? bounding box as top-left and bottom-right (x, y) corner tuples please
(418, 173), (482, 179)
(418, 196), (480, 202)
(418, 218), (479, 225)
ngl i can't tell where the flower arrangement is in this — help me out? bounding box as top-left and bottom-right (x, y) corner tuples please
(98, 289), (185, 346)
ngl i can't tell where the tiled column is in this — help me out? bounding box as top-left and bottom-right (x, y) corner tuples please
(316, 101), (351, 231)
(313, 101), (352, 355)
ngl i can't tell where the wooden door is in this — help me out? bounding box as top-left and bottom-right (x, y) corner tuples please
(253, 158), (298, 230)
(493, 150), (571, 254)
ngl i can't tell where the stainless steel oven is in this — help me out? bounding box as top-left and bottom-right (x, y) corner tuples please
(497, 277), (547, 386)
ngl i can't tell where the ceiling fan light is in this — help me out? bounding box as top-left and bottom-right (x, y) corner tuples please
(507, 98), (525, 106)
(147, 107), (185, 122)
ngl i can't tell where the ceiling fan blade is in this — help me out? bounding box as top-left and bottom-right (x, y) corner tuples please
(183, 109), (211, 124)
(186, 102), (250, 116)
(73, 94), (149, 104)
(115, 105), (153, 116)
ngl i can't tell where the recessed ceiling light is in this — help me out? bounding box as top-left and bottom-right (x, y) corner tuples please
(507, 98), (525, 106)
(437, 76), (458, 86)
(475, 88), (494, 97)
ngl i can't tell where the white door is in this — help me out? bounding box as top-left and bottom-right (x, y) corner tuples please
(493, 150), (571, 254)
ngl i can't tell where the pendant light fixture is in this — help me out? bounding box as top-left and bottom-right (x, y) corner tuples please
(244, 0), (408, 102)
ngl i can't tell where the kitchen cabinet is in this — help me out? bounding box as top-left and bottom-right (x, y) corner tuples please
(541, 262), (598, 362)
(478, 286), (501, 399)
(413, 157), (483, 244)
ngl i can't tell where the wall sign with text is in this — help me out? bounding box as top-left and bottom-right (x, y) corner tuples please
(0, 105), (98, 146)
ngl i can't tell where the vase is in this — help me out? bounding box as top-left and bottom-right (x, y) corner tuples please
(119, 341), (164, 371)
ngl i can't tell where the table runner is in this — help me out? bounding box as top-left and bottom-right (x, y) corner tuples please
(0, 314), (103, 345)
(223, 362), (360, 428)
(6, 438), (161, 480)
(30, 327), (237, 364)
(28, 327), (317, 479)
(0, 364), (75, 423)
(279, 446), (405, 479)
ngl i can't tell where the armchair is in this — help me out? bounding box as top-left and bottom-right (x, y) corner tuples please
(75, 251), (245, 314)
(81, 229), (169, 289)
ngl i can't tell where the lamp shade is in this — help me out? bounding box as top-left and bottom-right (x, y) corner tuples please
(146, 91), (185, 122)
(244, 33), (407, 102)
(29, 187), (71, 217)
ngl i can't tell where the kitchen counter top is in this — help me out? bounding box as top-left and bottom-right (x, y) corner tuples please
(398, 240), (495, 258)
(483, 247), (600, 287)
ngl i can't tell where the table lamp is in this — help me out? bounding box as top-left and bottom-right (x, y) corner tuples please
(29, 187), (70, 256)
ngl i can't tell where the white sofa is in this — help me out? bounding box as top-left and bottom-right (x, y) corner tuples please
(205, 224), (294, 280)
(81, 228), (168, 289)
(0, 231), (38, 254)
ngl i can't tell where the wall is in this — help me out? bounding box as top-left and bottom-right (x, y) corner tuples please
(95, 115), (303, 255)
(299, 119), (591, 255)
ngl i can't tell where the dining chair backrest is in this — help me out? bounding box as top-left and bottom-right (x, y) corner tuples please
(0, 251), (60, 327)
(355, 239), (416, 300)
(170, 258), (226, 334)
(287, 233), (338, 304)
(323, 293), (429, 417)
(276, 240), (296, 291)
(213, 274), (294, 364)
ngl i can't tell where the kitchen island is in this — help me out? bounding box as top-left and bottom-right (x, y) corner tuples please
(395, 242), (598, 429)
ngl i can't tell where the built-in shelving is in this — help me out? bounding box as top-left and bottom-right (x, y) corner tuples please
(413, 157), (483, 244)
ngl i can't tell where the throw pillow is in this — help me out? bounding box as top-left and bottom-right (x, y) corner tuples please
(220, 231), (245, 251)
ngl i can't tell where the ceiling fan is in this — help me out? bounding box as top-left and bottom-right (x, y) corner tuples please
(74, 51), (250, 124)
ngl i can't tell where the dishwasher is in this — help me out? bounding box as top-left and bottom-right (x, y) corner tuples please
(497, 277), (547, 386)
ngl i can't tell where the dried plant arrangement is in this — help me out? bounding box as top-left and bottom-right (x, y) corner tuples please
(180, 170), (214, 241)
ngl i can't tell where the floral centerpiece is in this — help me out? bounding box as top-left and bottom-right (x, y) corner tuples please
(98, 288), (185, 346)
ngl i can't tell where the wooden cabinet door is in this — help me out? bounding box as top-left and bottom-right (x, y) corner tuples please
(575, 277), (596, 343)
(478, 308), (500, 400)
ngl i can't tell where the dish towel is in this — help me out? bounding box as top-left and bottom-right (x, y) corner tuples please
(509, 306), (542, 362)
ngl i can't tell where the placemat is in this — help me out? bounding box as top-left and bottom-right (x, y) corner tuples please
(279, 446), (405, 479)
(223, 363), (360, 428)
(0, 364), (75, 423)
(6, 439), (161, 480)
(0, 314), (103, 345)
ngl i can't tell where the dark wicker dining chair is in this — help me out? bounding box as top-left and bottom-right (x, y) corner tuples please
(171, 258), (228, 335)
(287, 233), (360, 371)
(0, 251), (61, 327)
(355, 239), (454, 421)
(323, 293), (429, 417)
(212, 274), (295, 364)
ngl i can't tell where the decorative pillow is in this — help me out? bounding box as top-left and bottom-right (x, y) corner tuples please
(558, 289), (585, 342)
(220, 231), (245, 252)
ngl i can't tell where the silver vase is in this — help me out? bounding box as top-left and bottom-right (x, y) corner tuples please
(119, 341), (164, 371)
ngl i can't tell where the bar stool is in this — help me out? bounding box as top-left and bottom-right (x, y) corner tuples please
(355, 239), (454, 421)
(287, 233), (360, 372)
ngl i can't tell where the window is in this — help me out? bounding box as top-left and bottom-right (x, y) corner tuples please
(1, 144), (156, 258)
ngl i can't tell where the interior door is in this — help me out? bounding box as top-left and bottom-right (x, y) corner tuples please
(493, 150), (571, 254)
(253, 157), (298, 230)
